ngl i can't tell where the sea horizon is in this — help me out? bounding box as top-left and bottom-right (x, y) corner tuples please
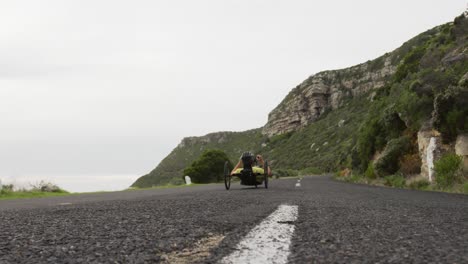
(0, 173), (140, 193)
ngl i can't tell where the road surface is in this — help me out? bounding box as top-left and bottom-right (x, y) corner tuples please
(1, 176), (467, 263)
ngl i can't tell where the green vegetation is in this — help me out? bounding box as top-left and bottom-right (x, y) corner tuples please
(336, 152), (466, 194)
(383, 174), (406, 188)
(434, 153), (463, 188)
(335, 172), (467, 194)
(407, 179), (431, 190)
(273, 167), (322, 178)
(374, 137), (411, 177)
(333, 13), (468, 194)
(433, 86), (468, 143)
(0, 190), (70, 200)
(0, 181), (69, 200)
(300, 167), (323, 175)
(183, 149), (233, 184)
(393, 45), (427, 83)
(356, 108), (408, 171)
(351, 14), (467, 176)
(274, 169), (299, 178)
(364, 163), (376, 179)
(262, 95), (370, 173)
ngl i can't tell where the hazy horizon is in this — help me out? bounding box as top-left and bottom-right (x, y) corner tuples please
(1, 0), (466, 192)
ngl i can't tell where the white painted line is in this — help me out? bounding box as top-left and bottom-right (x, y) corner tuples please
(58, 202), (72, 206)
(295, 183), (301, 187)
(220, 204), (298, 264)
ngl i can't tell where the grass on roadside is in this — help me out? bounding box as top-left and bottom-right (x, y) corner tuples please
(0, 181), (70, 200)
(334, 173), (468, 194)
(125, 183), (207, 191)
(0, 190), (71, 200)
(335, 152), (467, 195)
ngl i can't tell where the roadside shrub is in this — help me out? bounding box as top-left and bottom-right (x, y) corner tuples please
(183, 149), (233, 184)
(274, 169), (287, 178)
(343, 174), (363, 183)
(434, 153), (463, 188)
(408, 179), (430, 190)
(2, 184), (14, 191)
(374, 137), (411, 177)
(1, 182), (68, 197)
(0, 185), (13, 195)
(169, 177), (184, 185)
(31, 181), (66, 193)
(384, 174), (406, 188)
(300, 167), (322, 176)
(463, 182), (468, 194)
(364, 163), (376, 179)
(286, 169), (299, 177)
(274, 169), (299, 178)
(336, 168), (351, 178)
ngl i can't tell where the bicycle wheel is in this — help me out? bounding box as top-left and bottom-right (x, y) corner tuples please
(224, 161), (231, 190)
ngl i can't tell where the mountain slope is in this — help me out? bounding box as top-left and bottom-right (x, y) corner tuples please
(132, 13), (468, 188)
(132, 129), (264, 187)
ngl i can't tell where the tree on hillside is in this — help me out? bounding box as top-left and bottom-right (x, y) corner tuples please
(183, 149), (233, 184)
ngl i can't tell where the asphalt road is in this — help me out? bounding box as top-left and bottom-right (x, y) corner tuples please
(1, 176), (467, 263)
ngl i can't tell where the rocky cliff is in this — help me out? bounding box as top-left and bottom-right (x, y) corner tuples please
(262, 54), (398, 136)
(262, 12), (468, 138)
(263, 54), (397, 136)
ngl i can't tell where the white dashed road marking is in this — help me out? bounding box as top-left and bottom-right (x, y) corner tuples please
(295, 179), (301, 187)
(220, 204), (298, 264)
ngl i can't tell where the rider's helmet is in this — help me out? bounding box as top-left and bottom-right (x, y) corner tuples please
(241, 151), (254, 159)
(241, 151), (255, 166)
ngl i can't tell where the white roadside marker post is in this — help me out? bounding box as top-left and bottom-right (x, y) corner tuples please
(185, 176), (192, 185)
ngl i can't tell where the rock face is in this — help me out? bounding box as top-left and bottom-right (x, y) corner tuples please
(263, 54), (396, 136)
(455, 134), (468, 172)
(177, 132), (231, 148)
(418, 132), (468, 181)
(417, 130), (443, 182)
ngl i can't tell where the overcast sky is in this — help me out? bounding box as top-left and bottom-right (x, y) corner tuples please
(0, 0), (465, 192)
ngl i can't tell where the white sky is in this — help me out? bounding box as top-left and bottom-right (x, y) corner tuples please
(0, 0), (465, 192)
